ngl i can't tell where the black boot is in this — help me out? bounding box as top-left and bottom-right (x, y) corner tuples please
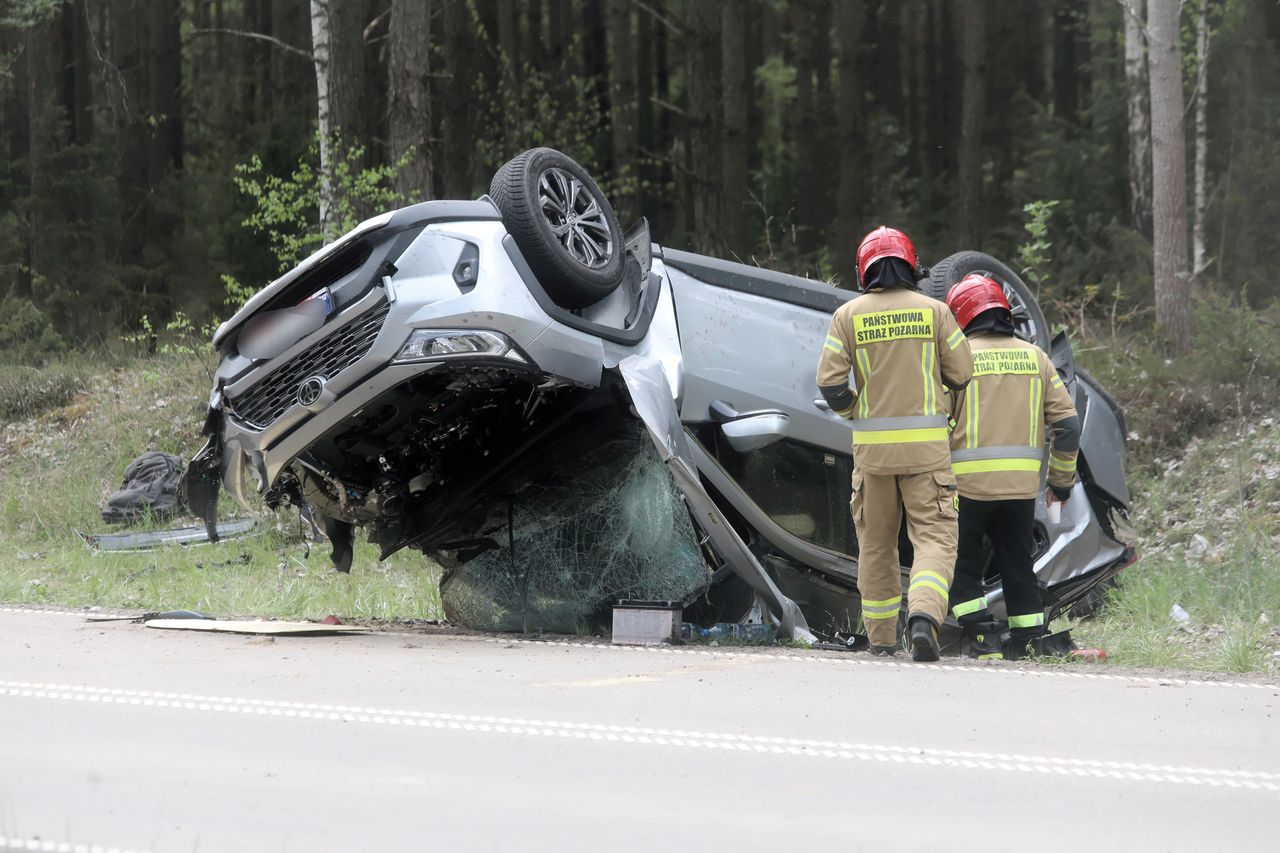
(1003, 630), (1046, 661)
(868, 643), (898, 656)
(961, 619), (1004, 660)
(909, 616), (940, 662)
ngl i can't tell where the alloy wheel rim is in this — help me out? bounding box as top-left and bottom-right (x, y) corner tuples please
(537, 167), (613, 269)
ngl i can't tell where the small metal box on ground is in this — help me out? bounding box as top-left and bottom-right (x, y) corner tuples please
(611, 600), (682, 645)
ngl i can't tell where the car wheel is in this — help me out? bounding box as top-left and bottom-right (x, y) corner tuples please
(925, 251), (1051, 350)
(489, 148), (625, 309)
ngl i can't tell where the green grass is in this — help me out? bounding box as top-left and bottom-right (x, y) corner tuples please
(0, 352), (444, 623)
(1070, 417), (1280, 674)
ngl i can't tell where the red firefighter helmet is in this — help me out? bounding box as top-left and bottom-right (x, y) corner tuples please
(947, 273), (1011, 330)
(855, 226), (920, 289)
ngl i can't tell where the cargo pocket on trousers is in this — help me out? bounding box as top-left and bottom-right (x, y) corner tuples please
(933, 470), (958, 520)
(850, 471), (865, 525)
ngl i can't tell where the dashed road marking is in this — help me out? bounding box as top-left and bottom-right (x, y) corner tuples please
(0, 836), (148, 853)
(489, 637), (1280, 691)
(4, 605), (1277, 691)
(1, 680), (1276, 791)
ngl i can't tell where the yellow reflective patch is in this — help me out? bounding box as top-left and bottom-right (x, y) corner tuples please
(824, 335), (843, 353)
(852, 427), (950, 445)
(953, 458), (1043, 475)
(852, 309), (934, 345)
(1048, 455), (1076, 472)
(947, 329), (966, 350)
(972, 347), (1039, 377)
(855, 349), (872, 418)
(1029, 377), (1042, 446)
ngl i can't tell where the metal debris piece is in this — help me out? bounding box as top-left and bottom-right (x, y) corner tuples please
(84, 609), (214, 623)
(144, 618), (372, 636)
(77, 518), (258, 552)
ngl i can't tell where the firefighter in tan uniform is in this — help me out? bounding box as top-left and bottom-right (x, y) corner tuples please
(944, 274), (1080, 659)
(816, 227), (973, 660)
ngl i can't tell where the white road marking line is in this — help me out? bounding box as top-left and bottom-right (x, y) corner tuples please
(489, 637), (1280, 691)
(5, 605), (1277, 690)
(0, 837), (147, 853)
(1, 680), (1276, 791)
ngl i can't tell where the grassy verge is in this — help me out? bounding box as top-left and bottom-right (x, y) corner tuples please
(0, 351), (442, 622)
(1070, 416), (1280, 673)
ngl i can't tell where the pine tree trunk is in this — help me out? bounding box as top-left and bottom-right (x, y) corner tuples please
(636, 3), (655, 218)
(792, 0), (818, 257)
(835, 0), (865, 282)
(684, 0), (721, 254)
(1147, 0), (1192, 349)
(1192, 0), (1210, 278)
(69, 0), (93, 144)
(1122, 0), (1152, 236)
(606, 0), (636, 219)
(328, 0), (366, 146)
(720, 0), (749, 259)
(958, 0), (986, 246)
(309, 0), (336, 238)
(388, 0), (434, 200)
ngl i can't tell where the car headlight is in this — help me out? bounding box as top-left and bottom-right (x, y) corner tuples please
(393, 329), (526, 363)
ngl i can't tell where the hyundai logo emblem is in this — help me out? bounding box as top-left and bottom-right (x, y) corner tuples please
(297, 375), (327, 407)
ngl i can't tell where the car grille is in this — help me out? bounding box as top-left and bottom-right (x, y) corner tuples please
(227, 301), (390, 430)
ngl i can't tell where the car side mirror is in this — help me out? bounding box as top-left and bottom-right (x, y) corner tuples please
(710, 400), (791, 453)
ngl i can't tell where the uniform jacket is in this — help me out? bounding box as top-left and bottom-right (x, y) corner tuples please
(948, 331), (1079, 500)
(816, 287), (973, 475)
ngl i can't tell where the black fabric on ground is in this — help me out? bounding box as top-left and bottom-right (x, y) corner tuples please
(950, 496), (1044, 635)
(101, 452), (187, 524)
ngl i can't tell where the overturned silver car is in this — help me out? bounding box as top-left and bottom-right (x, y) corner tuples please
(188, 148), (1135, 645)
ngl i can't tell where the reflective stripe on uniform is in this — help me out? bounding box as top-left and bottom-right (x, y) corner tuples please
(1008, 612), (1045, 629)
(862, 595), (902, 620)
(1050, 374), (1065, 389)
(952, 596), (988, 618)
(909, 570), (949, 598)
(953, 457), (1043, 475)
(854, 427), (949, 445)
(950, 445), (1044, 463)
(856, 349), (872, 419)
(946, 328), (966, 350)
(824, 335), (843, 353)
(1048, 451), (1076, 472)
(851, 414), (949, 445)
(921, 343), (937, 416)
(1029, 377), (1043, 446)
(966, 379), (980, 449)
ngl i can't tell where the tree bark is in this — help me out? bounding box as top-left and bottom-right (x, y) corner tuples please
(1147, 0), (1191, 348)
(309, 0), (336, 237)
(327, 0), (365, 146)
(607, 0), (636, 218)
(1192, 0), (1210, 278)
(1122, 0), (1152, 236)
(720, 0), (749, 259)
(636, 2), (655, 218)
(958, 0), (986, 246)
(684, 0), (722, 254)
(388, 0), (433, 200)
(150, 0), (183, 171)
(835, 0), (865, 282)
(68, 0), (93, 144)
(792, 0), (818, 257)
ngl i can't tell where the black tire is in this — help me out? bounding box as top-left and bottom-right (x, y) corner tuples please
(925, 251), (1051, 350)
(489, 148), (624, 308)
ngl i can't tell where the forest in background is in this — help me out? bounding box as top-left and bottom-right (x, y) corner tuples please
(2, 0), (1280, 353)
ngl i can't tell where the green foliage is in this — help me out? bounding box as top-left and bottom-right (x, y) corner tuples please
(0, 297), (65, 364)
(235, 137), (414, 272)
(1016, 199), (1060, 291)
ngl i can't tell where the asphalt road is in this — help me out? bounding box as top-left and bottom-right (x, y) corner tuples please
(1, 606), (1277, 853)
